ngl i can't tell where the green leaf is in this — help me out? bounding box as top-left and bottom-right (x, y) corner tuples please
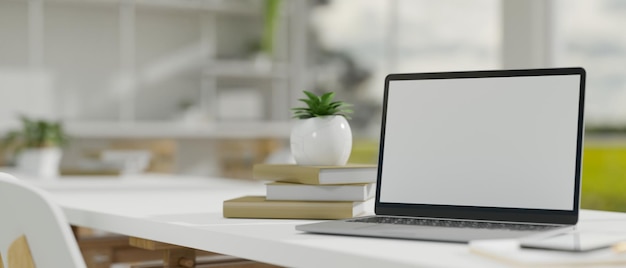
(291, 90), (353, 120)
(320, 92), (334, 106)
(261, 0), (281, 55)
(329, 102), (343, 109)
(303, 91), (319, 101)
(298, 98), (316, 108)
(325, 109), (338, 115)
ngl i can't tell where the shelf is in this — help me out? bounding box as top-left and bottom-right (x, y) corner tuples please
(136, 0), (259, 14)
(62, 121), (293, 139)
(40, 0), (261, 15)
(204, 60), (289, 80)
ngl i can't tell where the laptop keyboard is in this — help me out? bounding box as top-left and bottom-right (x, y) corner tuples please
(348, 216), (559, 231)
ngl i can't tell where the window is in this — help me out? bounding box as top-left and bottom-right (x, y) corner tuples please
(554, 0), (626, 212)
(310, 0), (500, 136)
(555, 0), (626, 125)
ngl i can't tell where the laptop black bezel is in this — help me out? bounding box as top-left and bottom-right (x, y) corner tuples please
(375, 67), (586, 225)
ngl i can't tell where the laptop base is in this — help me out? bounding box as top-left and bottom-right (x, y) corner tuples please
(296, 217), (574, 243)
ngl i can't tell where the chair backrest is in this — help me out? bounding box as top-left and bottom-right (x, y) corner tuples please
(0, 172), (86, 268)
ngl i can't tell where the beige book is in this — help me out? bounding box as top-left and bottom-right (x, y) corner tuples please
(252, 164), (377, 185)
(266, 182), (375, 201)
(223, 196), (364, 220)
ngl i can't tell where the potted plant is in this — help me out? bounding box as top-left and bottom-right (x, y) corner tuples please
(2, 115), (68, 178)
(249, 0), (281, 70)
(290, 91), (353, 166)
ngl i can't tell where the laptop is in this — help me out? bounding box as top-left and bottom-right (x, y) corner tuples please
(296, 67), (587, 243)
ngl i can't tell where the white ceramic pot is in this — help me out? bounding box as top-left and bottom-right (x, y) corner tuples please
(290, 115), (352, 166)
(16, 147), (62, 179)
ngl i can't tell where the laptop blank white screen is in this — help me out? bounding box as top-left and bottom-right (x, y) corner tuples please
(379, 75), (581, 210)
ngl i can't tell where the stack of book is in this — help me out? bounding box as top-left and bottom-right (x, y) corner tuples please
(223, 164), (377, 220)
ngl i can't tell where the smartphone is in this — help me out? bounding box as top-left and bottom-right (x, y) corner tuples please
(520, 232), (624, 252)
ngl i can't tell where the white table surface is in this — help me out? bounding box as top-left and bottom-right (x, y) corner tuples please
(20, 174), (626, 268)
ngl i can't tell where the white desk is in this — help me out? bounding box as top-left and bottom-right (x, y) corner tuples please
(23, 174), (626, 268)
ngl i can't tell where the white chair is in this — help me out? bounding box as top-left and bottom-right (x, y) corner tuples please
(0, 172), (86, 268)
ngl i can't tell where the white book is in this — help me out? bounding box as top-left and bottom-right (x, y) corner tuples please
(266, 182), (376, 201)
(253, 164), (377, 185)
(469, 239), (626, 266)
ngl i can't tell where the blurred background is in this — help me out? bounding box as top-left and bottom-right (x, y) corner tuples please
(0, 0), (625, 211)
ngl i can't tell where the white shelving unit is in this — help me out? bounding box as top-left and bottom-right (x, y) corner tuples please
(0, 0), (310, 176)
(63, 120), (293, 139)
(42, 0), (260, 15)
(15, 0), (307, 139)
(203, 60), (288, 79)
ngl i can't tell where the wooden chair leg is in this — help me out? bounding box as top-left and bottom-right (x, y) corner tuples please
(74, 228), (164, 267)
(164, 248), (195, 268)
(8, 235), (35, 268)
(130, 237), (196, 268)
(128, 237), (283, 268)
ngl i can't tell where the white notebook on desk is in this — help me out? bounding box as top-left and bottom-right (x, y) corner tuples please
(470, 238), (626, 266)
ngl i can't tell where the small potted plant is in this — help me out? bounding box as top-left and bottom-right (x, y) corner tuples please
(290, 91), (353, 166)
(2, 115), (68, 178)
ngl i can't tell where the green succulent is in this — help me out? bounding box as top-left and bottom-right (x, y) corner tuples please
(2, 115), (68, 154)
(291, 91), (353, 119)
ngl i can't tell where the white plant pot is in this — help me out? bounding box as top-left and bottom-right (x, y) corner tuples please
(290, 115), (352, 166)
(16, 147), (62, 179)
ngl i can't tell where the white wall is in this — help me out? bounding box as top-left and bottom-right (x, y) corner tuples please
(0, 1), (28, 68)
